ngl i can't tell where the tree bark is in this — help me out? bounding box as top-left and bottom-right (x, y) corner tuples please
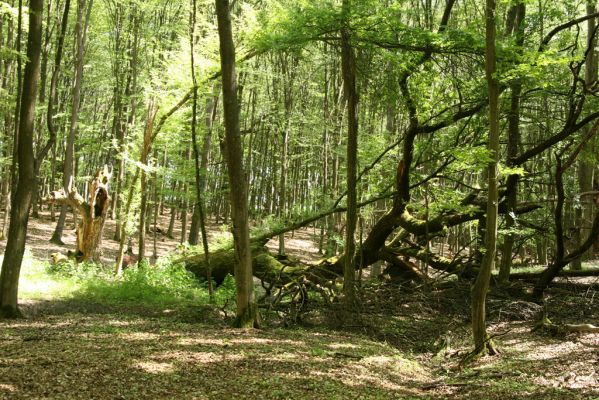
(573, 0), (598, 269)
(47, 166), (112, 261)
(341, 0), (358, 304)
(137, 103), (158, 264)
(0, 6), (15, 241)
(471, 0), (500, 356)
(51, 0), (91, 244)
(0, 0), (43, 318)
(498, 2), (525, 283)
(188, 0), (202, 246)
(215, 0), (259, 328)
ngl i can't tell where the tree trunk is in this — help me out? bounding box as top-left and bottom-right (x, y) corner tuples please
(179, 146), (191, 244)
(0, 7), (14, 241)
(47, 166), (112, 261)
(341, 0), (358, 304)
(498, 1), (525, 283)
(278, 126), (289, 257)
(138, 102), (157, 264)
(9, 0), (23, 208)
(215, 0), (259, 328)
(0, 0), (43, 318)
(51, 0), (90, 244)
(188, 1), (202, 246)
(573, 0), (598, 269)
(115, 169), (140, 275)
(471, 0), (500, 356)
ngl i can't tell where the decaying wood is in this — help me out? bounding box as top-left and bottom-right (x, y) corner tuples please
(533, 317), (599, 334)
(46, 166), (112, 261)
(181, 183), (542, 287)
(509, 268), (599, 280)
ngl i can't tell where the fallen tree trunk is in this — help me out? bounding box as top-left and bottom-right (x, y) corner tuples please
(509, 267), (599, 281)
(182, 195), (541, 286)
(45, 166), (112, 261)
(181, 147), (540, 287)
(182, 246), (329, 286)
(533, 317), (599, 334)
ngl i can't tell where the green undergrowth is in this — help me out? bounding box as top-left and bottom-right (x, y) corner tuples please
(14, 251), (236, 311)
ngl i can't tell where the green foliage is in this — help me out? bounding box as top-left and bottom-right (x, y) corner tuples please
(212, 274), (236, 307)
(73, 261), (200, 306)
(43, 255), (235, 308)
(46, 259), (104, 279)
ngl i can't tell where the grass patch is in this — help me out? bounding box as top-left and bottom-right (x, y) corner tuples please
(14, 251), (236, 310)
(11, 251), (82, 301)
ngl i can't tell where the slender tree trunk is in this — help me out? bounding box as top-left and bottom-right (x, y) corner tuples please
(341, 0), (358, 304)
(167, 186), (177, 238)
(471, 0), (500, 356)
(138, 103), (157, 264)
(179, 146), (191, 244)
(51, 0), (90, 244)
(29, 0), (52, 219)
(278, 122), (289, 256)
(110, 7), (125, 238)
(188, 0), (202, 246)
(188, 3), (214, 296)
(499, 2), (525, 283)
(319, 56), (330, 254)
(115, 170), (140, 275)
(115, 8), (141, 241)
(0, 8), (14, 240)
(215, 0), (259, 328)
(0, 0), (43, 318)
(152, 152), (159, 261)
(9, 0), (23, 207)
(573, 0), (597, 269)
(277, 54), (294, 257)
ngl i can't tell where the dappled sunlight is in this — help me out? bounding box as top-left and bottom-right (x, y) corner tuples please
(19, 278), (79, 300)
(120, 331), (161, 341)
(327, 342), (358, 350)
(522, 340), (592, 361)
(307, 366), (418, 393)
(361, 355), (425, 376)
(0, 384), (17, 393)
(262, 352), (300, 362)
(0, 320), (69, 329)
(228, 337), (305, 346)
(178, 337), (225, 346)
(135, 361), (175, 374)
(155, 350), (245, 364)
(106, 319), (134, 327)
(535, 360), (598, 390)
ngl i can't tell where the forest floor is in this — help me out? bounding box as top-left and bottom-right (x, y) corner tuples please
(0, 209), (597, 399)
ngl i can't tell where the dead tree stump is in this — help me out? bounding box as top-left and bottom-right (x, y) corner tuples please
(46, 166), (112, 262)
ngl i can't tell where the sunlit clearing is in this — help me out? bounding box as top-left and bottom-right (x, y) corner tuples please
(15, 253), (80, 300)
